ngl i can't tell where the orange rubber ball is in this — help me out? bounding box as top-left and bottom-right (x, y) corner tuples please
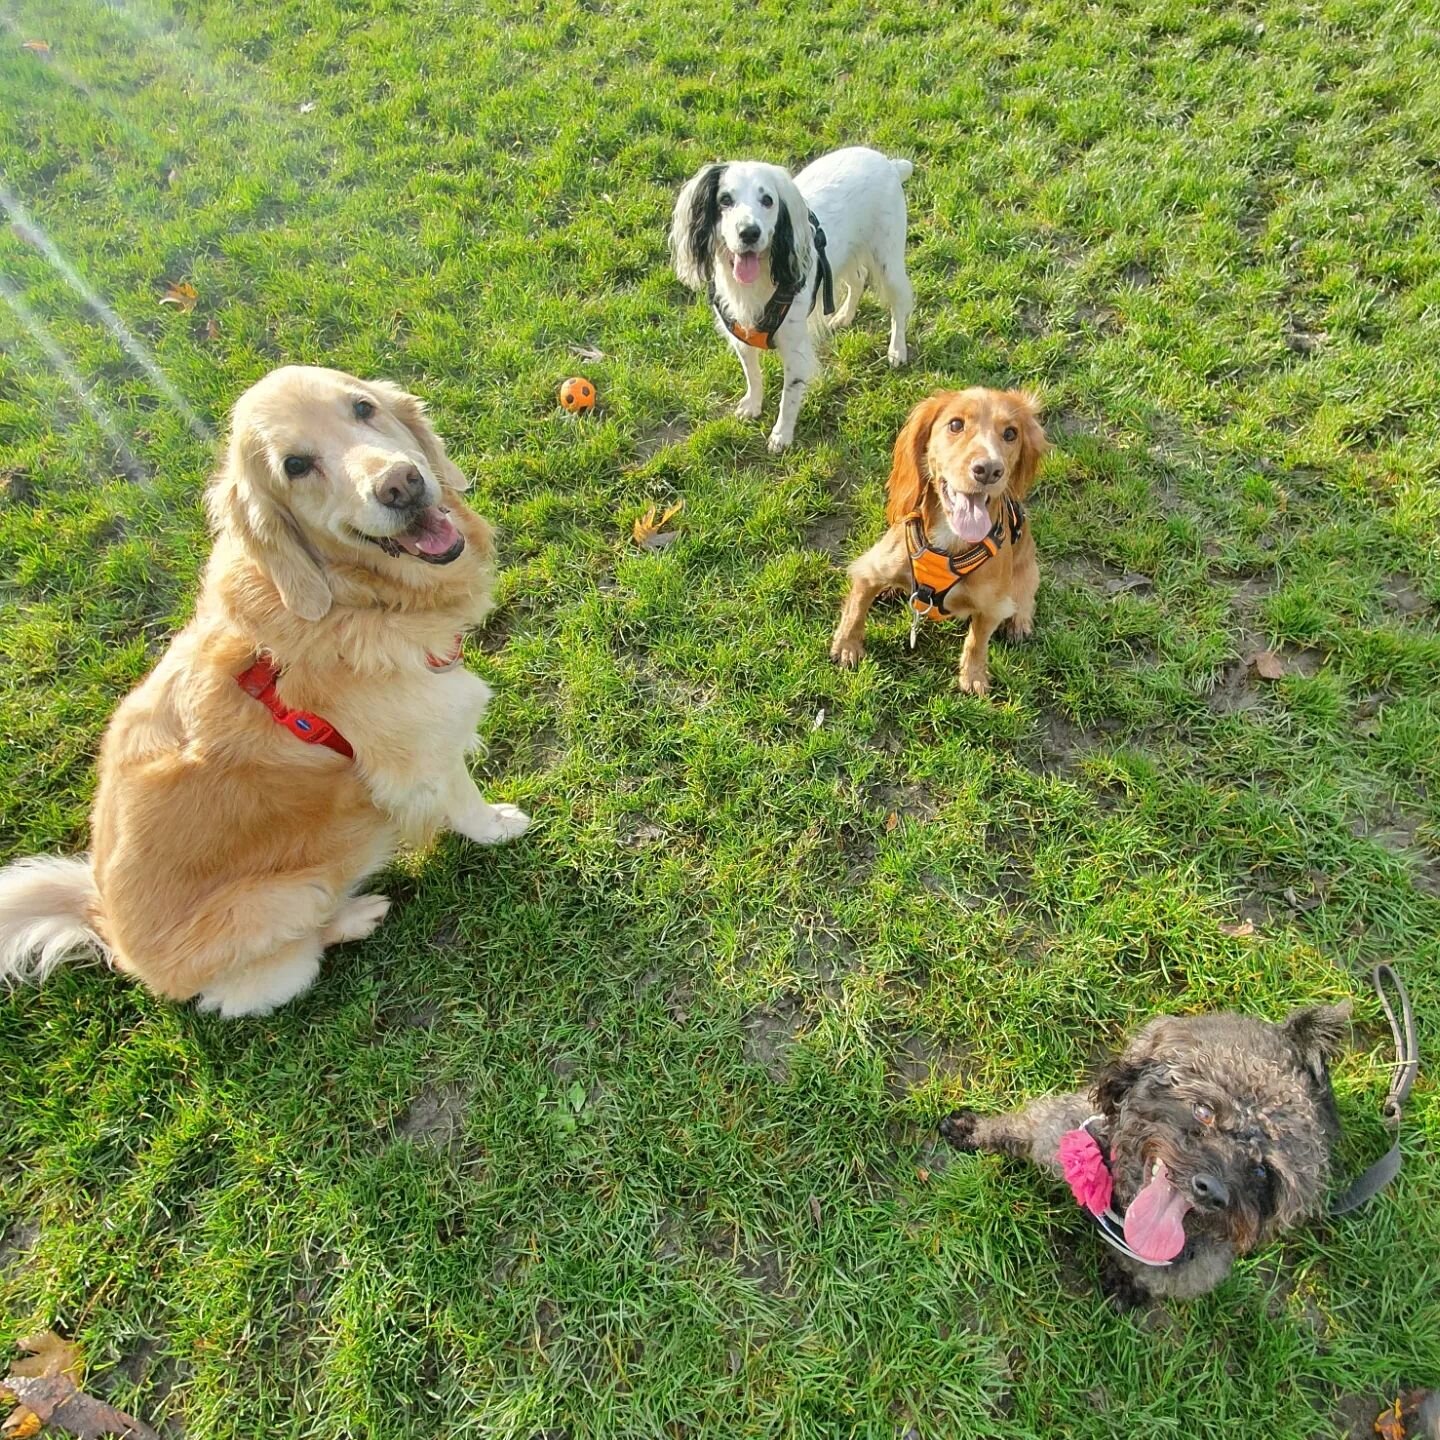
(559, 376), (596, 413)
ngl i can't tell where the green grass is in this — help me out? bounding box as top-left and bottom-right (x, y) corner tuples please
(2, 0), (1438, 1434)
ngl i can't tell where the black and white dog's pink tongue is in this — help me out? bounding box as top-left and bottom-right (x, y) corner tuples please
(1122, 1161), (1193, 1262)
(733, 251), (761, 285)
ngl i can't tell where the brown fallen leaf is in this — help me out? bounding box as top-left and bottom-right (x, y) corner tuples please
(1219, 919), (1255, 938)
(158, 281), (198, 313)
(20, 40), (50, 55)
(1375, 1397), (1405, 1440)
(808, 1194), (822, 1228)
(632, 499), (683, 550)
(884, 811), (899, 833)
(568, 343), (606, 362)
(0, 1375), (159, 1440)
(8, 1331), (83, 1384)
(915, 1165), (931, 1183)
(1249, 649), (1286, 680)
(205, 316), (221, 341)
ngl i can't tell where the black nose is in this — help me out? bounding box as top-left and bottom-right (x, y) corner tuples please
(737, 223), (761, 246)
(376, 468), (425, 510)
(1190, 1172), (1230, 1209)
(971, 458), (1006, 487)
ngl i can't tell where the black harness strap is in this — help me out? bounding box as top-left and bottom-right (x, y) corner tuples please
(710, 212), (835, 350)
(1329, 964), (1418, 1215)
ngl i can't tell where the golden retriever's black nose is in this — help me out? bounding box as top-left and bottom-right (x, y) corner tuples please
(737, 223), (761, 246)
(971, 458), (1005, 487)
(375, 466), (426, 510)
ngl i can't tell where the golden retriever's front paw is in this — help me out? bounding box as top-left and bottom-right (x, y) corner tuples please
(830, 633), (865, 668)
(958, 668), (990, 696)
(1002, 616), (1034, 642)
(322, 893), (391, 946)
(459, 802), (531, 846)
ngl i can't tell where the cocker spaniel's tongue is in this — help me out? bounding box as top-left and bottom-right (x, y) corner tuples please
(732, 251), (761, 285)
(1123, 1160), (1193, 1262)
(395, 507), (460, 557)
(946, 491), (994, 543)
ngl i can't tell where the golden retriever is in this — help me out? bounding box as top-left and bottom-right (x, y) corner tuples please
(0, 365), (528, 1017)
(831, 388), (1047, 694)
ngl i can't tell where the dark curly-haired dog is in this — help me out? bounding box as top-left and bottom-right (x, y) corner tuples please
(940, 1005), (1351, 1305)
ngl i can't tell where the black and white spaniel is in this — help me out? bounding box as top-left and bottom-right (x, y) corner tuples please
(669, 146), (915, 452)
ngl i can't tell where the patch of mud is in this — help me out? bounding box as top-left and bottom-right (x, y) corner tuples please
(802, 511), (854, 558)
(740, 997), (806, 1082)
(1350, 810), (1440, 897)
(698, 1224), (793, 1297)
(0, 1218), (39, 1274)
(632, 419), (692, 464)
(1381, 574), (1432, 617)
(885, 1030), (975, 1096)
(396, 1084), (469, 1148)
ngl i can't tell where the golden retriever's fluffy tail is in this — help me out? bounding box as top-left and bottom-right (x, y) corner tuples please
(0, 855), (109, 984)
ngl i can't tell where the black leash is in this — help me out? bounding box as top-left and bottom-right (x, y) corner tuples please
(1330, 964), (1418, 1215)
(809, 212), (834, 317)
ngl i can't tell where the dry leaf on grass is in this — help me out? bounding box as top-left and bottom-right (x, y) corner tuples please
(1, 1375), (160, 1440)
(884, 812), (899, 833)
(205, 316), (221, 341)
(808, 1194), (822, 1228)
(1376, 1398), (1406, 1440)
(158, 281), (198, 313)
(569, 344), (606, 362)
(632, 500), (683, 551)
(1249, 649), (1286, 680)
(299, 100), (317, 114)
(1219, 919), (1255, 938)
(20, 40), (50, 55)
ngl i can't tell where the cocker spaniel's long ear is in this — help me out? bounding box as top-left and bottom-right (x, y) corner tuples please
(208, 431), (332, 621)
(884, 394), (946, 526)
(769, 167), (814, 292)
(368, 380), (470, 491)
(1007, 390), (1049, 500)
(669, 163), (723, 291)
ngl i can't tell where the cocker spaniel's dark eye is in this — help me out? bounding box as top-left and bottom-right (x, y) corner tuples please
(718, 193), (733, 208)
(1251, 1162), (1269, 1182)
(1002, 425), (1018, 442)
(283, 455), (313, 478)
(353, 398), (376, 421)
(1193, 1102), (1215, 1125)
(947, 417), (965, 433)
(760, 193), (774, 208)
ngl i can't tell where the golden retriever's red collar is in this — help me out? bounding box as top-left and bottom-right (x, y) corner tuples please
(236, 658), (355, 760)
(237, 638), (466, 755)
(905, 497), (1025, 621)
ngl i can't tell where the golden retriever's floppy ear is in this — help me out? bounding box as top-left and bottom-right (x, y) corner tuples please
(208, 432), (332, 621)
(1007, 390), (1048, 500)
(885, 394), (945, 526)
(369, 379), (471, 491)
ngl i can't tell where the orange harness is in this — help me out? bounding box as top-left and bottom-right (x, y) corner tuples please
(906, 497), (1025, 622)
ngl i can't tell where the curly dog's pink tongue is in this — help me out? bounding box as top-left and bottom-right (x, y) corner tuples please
(733, 251), (761, 284)
(1123, 1160), (1193, 1262)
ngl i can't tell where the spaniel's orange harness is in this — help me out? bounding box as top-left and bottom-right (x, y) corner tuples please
(906, 497), (1025, 622)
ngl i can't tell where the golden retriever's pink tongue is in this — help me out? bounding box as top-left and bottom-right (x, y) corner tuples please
(733, 251), (761, 284)
(1123, 1161), (1193, 1262)
(947, 492), (994, 543)
(398, 508), (460, 557)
